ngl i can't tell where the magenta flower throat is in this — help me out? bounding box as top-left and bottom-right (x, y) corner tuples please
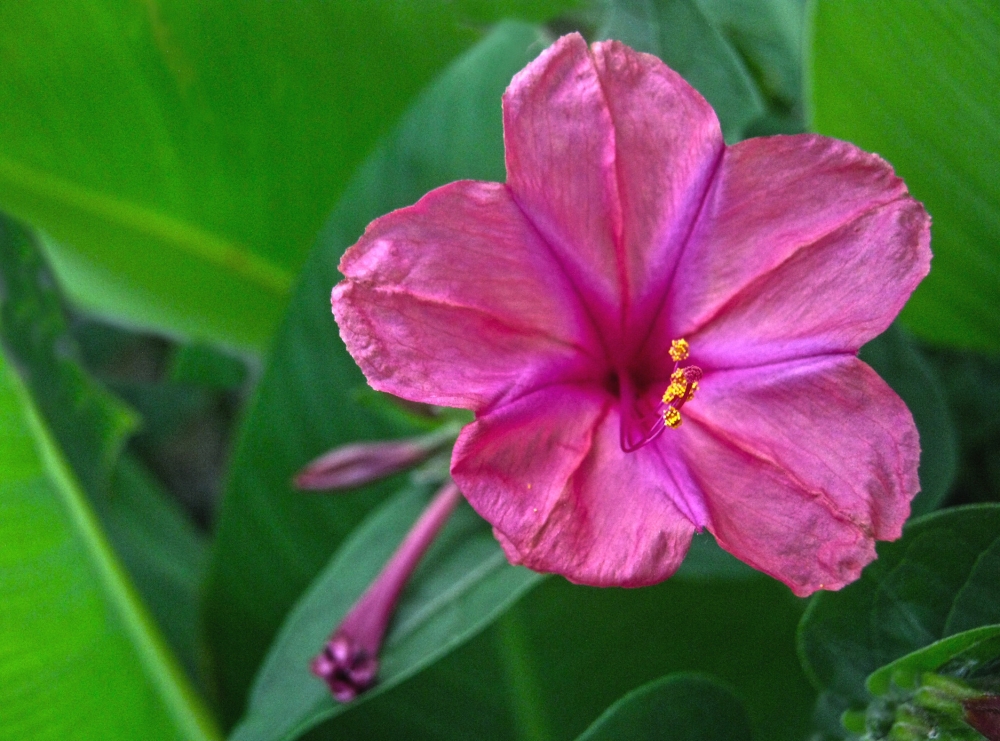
(332, 34), (931, 596)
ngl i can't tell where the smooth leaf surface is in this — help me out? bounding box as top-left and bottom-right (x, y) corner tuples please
(0, 1), (577, 350)
(798, 504), (1000, 706)
(598, 0), (767, 141)
(231, 483), (542, 741)
(575, 673), (752, 741)
(204, 22), (551, 724)
(0, 350), (215, 740)
(859, 324), (958, 515)
(469, 569), (815, 741)
(810, 1), (1000, 350)
(866, 624), (1000, 697)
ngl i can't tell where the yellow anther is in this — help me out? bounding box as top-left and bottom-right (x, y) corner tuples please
(669, 338), (690, 362)
(663, 380), (687, 404)
(663, 407), (682, 428)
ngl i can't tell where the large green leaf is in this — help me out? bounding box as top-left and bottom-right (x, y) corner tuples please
(488, 572), (814, 741)
(231, 483), (542, 741)
(810, 1), (1000, 351)
(203, 21), (552, 724)
(0, 348), (215, 738)
(575, 674), (752, 741)
(859, 324), (958, 516)
(0, 1), (577, 351)
(798, 504), (1000, 707)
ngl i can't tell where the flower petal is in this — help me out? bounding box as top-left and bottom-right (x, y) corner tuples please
(503, 34), (722, 352)
(681, 355), (920, 596)
(648, 135), (930, 370)
(333, 181), (603, 410)
(452, 383), (697, 587)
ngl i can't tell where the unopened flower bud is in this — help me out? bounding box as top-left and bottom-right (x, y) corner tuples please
(311, 481), (462, 701)
(294, 427), (456, 491)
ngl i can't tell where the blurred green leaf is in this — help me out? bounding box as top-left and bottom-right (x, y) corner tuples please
(0, 214), (138, 497)
(485, 570), (815, 741)
(0, 328), (215, 740)
(597, 0), (767, 141)
(866, 624), (1000, 697)
(923, 348), (1000, 506)
(203, 21), (552, 724)
(168, 343), (247, 391)
(696, 0), (805, 109)
(575, 673), (752, 741)
(859, 324), (958, 515)
(231, 483), (542, 741)
(810, 1), (1000, 351)
(798, 504), (1000, 707)
(0, 1), (578, 351)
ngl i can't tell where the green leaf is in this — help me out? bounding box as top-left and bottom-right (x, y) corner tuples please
(695, 0), (806, 109)
(798, 504), (1000, 706)
(922, 348), (1000, 506)
(231, 483), (542, 741)
(312, 560), (810, 741)
(0, 347), (216, 739)
(0, 214), (138, 498)
(203, 21), (552, 724)
(575, 674), (752, 741)
(597, 0), (767, 141)
(0, 212), (211, 688)
(475, 571), (815, 741)
(859, 324), (958, 515)
(809, 1), (1000, 351)
(0, 2), (578, 351)
(866, 624), (1000, 697)
(102, 455), (210, 689)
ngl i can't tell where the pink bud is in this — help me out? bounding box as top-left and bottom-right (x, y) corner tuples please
(294, 429), (453, 491)
(311, 481), (463, 701)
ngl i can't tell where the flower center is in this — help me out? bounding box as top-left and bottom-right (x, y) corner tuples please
(619, 338), (703, 453)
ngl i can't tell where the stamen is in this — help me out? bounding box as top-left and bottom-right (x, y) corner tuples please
(619, 339), (703, 452)
(668, 338), (690, 362)
(663, 407), (682, 429)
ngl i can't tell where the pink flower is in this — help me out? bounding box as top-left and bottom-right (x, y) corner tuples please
(331, 34), (930, 596)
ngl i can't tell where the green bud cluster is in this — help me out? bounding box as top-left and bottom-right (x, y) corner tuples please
(843, 672), (995, 741)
